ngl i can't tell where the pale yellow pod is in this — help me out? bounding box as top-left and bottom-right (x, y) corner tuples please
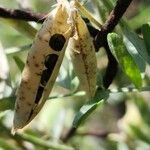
(68, 11), (97, 99)
(12, 1), (73, 133)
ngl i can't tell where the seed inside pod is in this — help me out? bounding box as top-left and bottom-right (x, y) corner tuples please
(40, 69), (52, 86)
(49, 34), (66, 51)
(44, 54), (58, 69)
(35, 86), (44, 104)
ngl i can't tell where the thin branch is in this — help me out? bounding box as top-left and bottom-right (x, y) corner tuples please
(103, 44), (118, 89)
(0, 7), (45, 23)
(94, 0), (133, 49)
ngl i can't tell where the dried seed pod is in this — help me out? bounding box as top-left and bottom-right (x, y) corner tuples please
(68, 10), (97, 99)
(12, 1), (73, 133)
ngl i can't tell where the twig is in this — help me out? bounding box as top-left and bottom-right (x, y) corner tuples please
(0, 7), (45, 23)
(0, 7), (98, 38)
(103, 44), (118, 89)
(94, 0), (133, 48)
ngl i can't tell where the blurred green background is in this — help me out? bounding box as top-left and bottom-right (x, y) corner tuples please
(0, 0), (150, 149)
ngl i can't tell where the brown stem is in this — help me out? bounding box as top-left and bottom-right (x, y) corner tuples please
(103, 44), (118, 89)
(94, 0), (133, 49)
(0, 7), (45, 23)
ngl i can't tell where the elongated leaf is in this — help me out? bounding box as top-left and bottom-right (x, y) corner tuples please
(13, 56), (25, 72)
(73, 89), (109, 127)
(123, 35), (146, 72)
(0, 18), (37, 39)
(124, 29), (150, 65)
(107, 33), (142, 89)
(142, 23), (150, 56)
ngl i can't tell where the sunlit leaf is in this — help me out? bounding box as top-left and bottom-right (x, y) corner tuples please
(107, 33), (142, 88)
(73, 89), (109, 127)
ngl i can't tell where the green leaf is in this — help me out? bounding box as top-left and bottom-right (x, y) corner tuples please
(0, 96), (15, 111)
(123, 35), (146, 72)
(0, 18), (37, 39)
(13, 56), (25, 72)
(124, 29), (150, 65)
(142, 23), (150, 56)
(73, 89), (109, 128)
(107, 33), (142, 89)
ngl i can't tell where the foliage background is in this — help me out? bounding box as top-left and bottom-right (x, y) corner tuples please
(0, 0), (150, 149)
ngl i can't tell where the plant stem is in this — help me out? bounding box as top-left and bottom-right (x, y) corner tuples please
(19, 133), (74, 150)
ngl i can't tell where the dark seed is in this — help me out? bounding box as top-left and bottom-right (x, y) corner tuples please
(49, 34), (66, 51)
(27, 109), (34, 123)
(35, 86), (44, 104)
(44, 54), (58, 69)
(40, 69), (52, 86)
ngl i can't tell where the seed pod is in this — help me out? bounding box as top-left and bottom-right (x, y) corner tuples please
(68, 11), (97, 99)
(12, 1), (73, 132)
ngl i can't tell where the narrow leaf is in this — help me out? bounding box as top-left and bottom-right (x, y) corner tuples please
(107, 33), (142, 89)
(0, 18), (37, 39)
(73, 89), (109, 128)
(142, 23), (150, 56)
(124, 29), (150, 65)
(123, 35), (146, 72)
(13, 56), (25, 72)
